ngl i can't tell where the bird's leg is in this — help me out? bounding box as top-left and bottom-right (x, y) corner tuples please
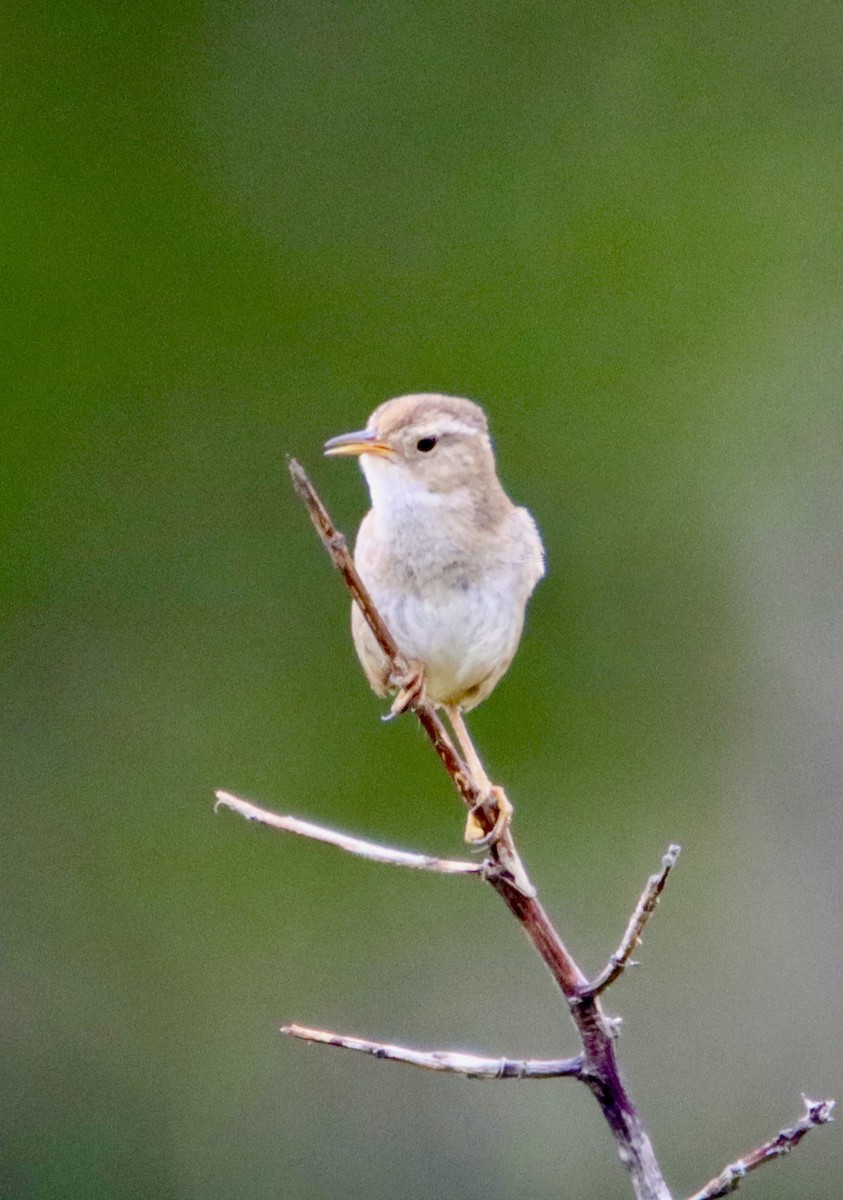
(446, 706), (493, 791)
(446, 707), (513, 844)
(384, 659), (427, 719)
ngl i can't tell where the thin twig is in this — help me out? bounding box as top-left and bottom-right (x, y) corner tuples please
(215, 791), (482, 875)
(288, 458), (404, 666)
(282, 1024), (584, 1080)
(581, 844), (681, 999)
(685, 1097), (835, 1200)
(288, 460), (477, 801)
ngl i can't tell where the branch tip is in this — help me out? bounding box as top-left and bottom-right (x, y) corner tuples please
(801, 1095), (835, 1128)
(582, 843), (680, 999)
(685, 1095), (835, 1200)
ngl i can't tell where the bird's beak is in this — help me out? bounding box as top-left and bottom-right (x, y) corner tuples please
(323, 429), (393, 458)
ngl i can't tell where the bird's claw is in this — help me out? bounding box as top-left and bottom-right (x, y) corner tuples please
(382, 661), (427, 721)
(464, 785), (513, 846)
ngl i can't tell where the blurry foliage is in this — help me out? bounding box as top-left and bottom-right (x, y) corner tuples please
(2, 2), (841, 1198)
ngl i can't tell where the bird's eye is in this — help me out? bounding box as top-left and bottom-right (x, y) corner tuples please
(416, 436), (438, 453)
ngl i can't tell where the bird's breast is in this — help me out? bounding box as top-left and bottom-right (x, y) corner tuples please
(353, 493), (541, 706)
(361, 561), (528, 706)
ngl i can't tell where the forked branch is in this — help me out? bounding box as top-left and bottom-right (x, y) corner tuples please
(216, 459), (833, 1200)
(287, 459), (674, 1199)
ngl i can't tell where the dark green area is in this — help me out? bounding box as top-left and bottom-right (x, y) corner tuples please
(2, 2), (841, 1197)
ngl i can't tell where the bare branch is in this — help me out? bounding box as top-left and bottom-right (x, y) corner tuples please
(581, 844), (681, 999)
(278, 460), (834, 1200)
(287, 459), (672, 1199)
(685, 1097), (835, 1200)
(282, 1024), (584, 1080)
(215, 791), (482, 875)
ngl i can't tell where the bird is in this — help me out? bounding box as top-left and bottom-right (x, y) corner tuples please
(324, 393), (544, 842)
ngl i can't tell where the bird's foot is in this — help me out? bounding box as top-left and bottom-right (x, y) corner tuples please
(464, 785), (513, 846)
(383, 660), (427, 720)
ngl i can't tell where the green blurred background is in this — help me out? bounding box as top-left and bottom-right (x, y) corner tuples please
(3, 1), (841, 1197)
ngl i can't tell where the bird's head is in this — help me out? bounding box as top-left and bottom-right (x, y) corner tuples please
(324, 394), (498, 504)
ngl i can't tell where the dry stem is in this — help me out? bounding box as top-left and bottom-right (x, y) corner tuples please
(282, 1024), (584, 1080)
(582, 843), (681, 999)
(215, 791), (481, 875)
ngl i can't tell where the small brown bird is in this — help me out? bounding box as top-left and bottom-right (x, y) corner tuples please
(325, 393), (544, 840)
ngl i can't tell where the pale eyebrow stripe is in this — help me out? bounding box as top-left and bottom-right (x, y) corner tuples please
(437, 420), (484, 438)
